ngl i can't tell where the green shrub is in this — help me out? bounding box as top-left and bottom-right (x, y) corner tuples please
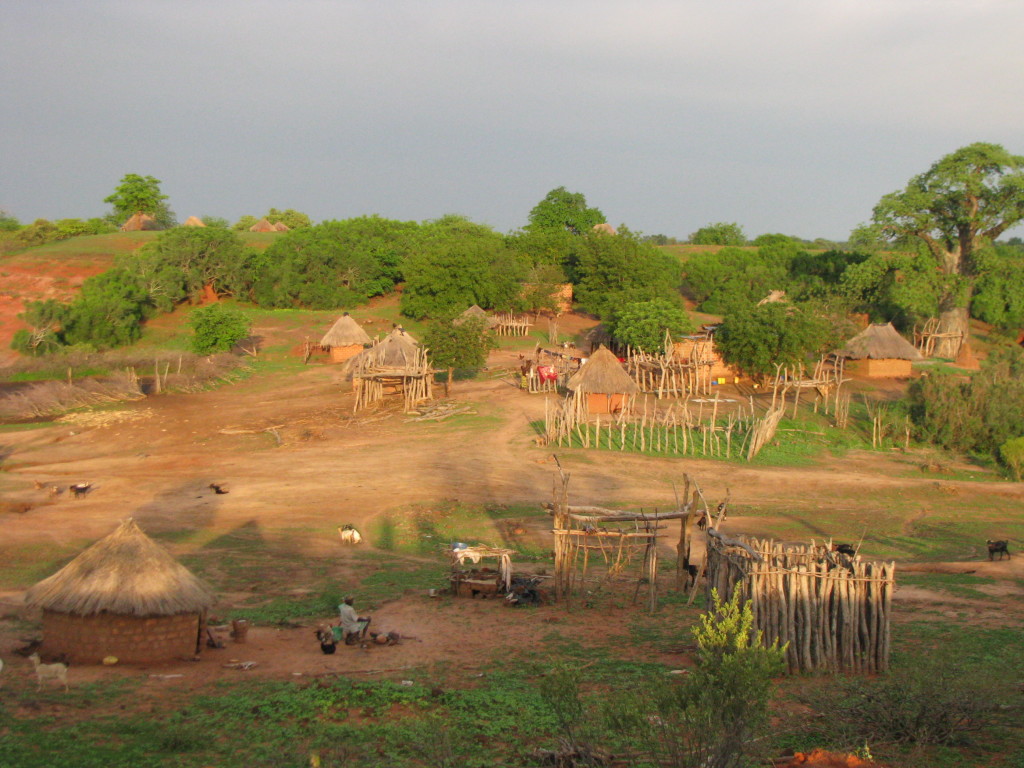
(612, 298), (693, 354)
(189, 304), (250, 354)
(1000, 436), (1024, 481)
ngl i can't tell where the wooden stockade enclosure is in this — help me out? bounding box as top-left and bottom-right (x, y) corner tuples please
(913, 317), (964, 359)
(705, 534), (895, 673)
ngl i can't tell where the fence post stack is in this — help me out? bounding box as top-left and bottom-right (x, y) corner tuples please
(705, 534), (895, 673)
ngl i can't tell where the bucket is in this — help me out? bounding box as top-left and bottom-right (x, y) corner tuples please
(231, 619), (249, 643)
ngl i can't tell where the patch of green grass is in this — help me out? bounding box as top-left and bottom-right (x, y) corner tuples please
(3, 367), (111, 382)
(899, 572), (997, 599)
(0, 420), (57, 432)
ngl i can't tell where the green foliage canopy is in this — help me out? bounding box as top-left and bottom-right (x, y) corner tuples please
(423, 317), (496, 373)
(526, 187), (606, 234)
(104, 173), (174, 227)
(716, 302), (834, 378)
(611, 299), (693, 354)
(839, 250), (953, 327)
(188, 304), (251, 354)
(689, 221), (746, 246)
(572, 231), (681, 320)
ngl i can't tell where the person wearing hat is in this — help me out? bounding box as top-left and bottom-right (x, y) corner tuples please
(338, 596), (371, 645)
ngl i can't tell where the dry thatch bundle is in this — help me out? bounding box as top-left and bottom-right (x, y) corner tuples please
(249, 217), (276, 232)
(319, 313), (372, 348)
(25, 518), (214, 616)
(566, 345), (639, 394)
(839, 323), (922, 360)
(182, 216), (206, 227)
(121, 213), (159, 232)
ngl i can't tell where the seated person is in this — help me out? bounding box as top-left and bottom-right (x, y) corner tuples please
(337, 596), (371, 644)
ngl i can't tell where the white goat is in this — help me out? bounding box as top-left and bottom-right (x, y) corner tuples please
(338, 525), (362, 545)
(29, 652), (68, 691)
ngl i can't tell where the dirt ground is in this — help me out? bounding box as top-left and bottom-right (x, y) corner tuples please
(1, 343), (1023, 693)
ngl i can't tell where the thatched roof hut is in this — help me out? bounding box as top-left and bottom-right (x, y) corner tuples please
(454, 304), (498, 328)
(273, 221), (290, 232)
(121, 212), (159, 232)
(319, 313), (372, 363)
(25, 518), (214, 664)
(839, 323), (922, 378)
(592, 222), (617, 236)
(567, 345), (638, 414)
(183, 216), (206, 227)
(249, 217), (276, 232)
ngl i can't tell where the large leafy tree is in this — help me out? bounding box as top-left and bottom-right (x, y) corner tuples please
(612, 299), (693, 354)
(104, 173), (174, 228)
(572, 231), (682, 320)
(526, 187), (606, 234)
(689, 221), (746, 246)
(715, 302), (833, 380)
(401, 217), (524, 320)
(872, 142), (1024, 356)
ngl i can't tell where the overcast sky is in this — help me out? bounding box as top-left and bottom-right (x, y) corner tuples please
(2, 1), (1023, 240)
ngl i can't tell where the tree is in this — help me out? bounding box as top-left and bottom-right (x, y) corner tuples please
(59, 269), (153, 349)
(189, 304), (251, 354)
(839, 250), (951, 327)
(11, 299), (63, 355)
(104, 173), (174, 228)
(265, 208), (312, 229)
(872, 142), (1024, 356)
(201, 216), (230, 229)
(0, 209), (20, 231)
(232, 215), (258, 231)
(134, 227), (254, 304)
(423, 317), (497, 393)
(572, 231), (682, 320)
(526, 187), (606, 234)
(715, 302), (833, 380)
(612, 299), (693, 354)
(682, 246), (791, 315)
(401, 217), (524, 320)
(689, 221), (746, 246)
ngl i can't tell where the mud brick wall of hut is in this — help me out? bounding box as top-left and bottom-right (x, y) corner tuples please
(330, 344), (363, 363)
(847, 358), (912, 378)
(587, 392), (626, 414)
(42, 610), (202, 664)
(671, 340), (739, 380)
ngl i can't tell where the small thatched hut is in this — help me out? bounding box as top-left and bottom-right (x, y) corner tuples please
(249, 217), (276, 233)
(24, 518), (214, 664)
(121, 213), (159, 232)
(839, 323), (922, 378)
(183, 216), (206, 227)
(592, 222), (617, 236)
(273, 221), (290, 232)
(454, 305), (497, 328)
(320, 312), (372, 363)
(566, 345), (639, 414)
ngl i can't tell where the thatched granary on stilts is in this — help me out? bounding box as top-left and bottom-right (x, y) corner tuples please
(319, 313), (372, 363)
(349, 327), (434, 412)
(121, 213), (159, 231)
(839, 323), (922, 378)
(566, 345), (638, 415)
(24, 518), (214, 664)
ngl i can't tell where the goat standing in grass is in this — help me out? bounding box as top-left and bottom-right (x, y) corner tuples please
(29, 653), (68, 691)
(987, 540), (1010, 561)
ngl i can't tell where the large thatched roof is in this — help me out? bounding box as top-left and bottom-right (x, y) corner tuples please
(183, 216), (206, 227)
(249, 217), (276, 232)
(347, 327), (420, 369)
(121, 213), (159, 232)
(567, 345), (639, 394)
(273, 221), (290, 232)
(454, 304), (498, 328)
(839, 323), (922, 361)
(319, 313), (372, 347)
(24, 519), (214, 617)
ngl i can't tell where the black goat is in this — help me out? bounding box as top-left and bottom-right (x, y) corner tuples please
(832, 543), (856, 557)
(69, 482), (91, 499)
(987, 540), (1010, 561)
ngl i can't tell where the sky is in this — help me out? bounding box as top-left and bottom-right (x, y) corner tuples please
(2, 0), (1023, 241)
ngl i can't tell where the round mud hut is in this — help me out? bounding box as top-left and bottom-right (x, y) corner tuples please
(320, 312), (372, 363)
(24, 518), (214, 665)
(566, 345), (639, 415)
(839, 322), (923, 378)
(120, 212), (159, 232)
(248, 217), (277, 232)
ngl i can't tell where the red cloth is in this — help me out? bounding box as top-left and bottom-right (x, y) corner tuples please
(537, 365), (558, 382)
